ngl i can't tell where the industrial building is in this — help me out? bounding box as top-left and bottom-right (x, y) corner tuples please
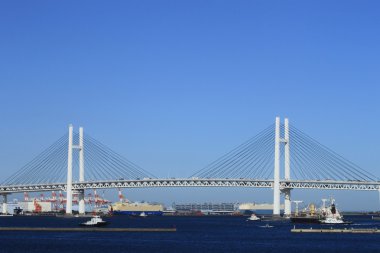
(1, 200), (52, 214)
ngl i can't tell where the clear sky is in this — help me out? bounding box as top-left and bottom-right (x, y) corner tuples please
(0, 1), (379, 210)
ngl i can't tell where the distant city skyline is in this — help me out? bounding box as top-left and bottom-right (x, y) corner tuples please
(1, 1), (379, 211)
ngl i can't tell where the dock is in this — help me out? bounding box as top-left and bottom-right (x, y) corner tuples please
(291, 228), (380, 234)
(0, 227), (176, 232)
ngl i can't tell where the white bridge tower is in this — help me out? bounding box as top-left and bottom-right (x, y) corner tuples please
(273, 117), (292, 216)
(66, 124), (85, 215)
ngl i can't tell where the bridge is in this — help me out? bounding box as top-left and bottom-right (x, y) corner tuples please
(0, 117), (379, 216)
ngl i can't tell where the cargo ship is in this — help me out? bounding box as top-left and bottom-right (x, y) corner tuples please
(290, 215), (320, 223)
(109, 202), (164, 216)
(291, 198), (350, 224)
(290, 203), (320, 223)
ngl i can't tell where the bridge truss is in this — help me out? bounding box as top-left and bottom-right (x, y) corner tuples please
(1, 178), (379, 194)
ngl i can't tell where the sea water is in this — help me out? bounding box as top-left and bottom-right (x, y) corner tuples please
(0, 215), (379, 253)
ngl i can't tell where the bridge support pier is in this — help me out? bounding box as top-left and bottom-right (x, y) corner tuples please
(273, 117), (281, 216)
(283, 118), (291, 217)
(2, 194), (8, 214)
(78, 127), (85, 215)
(66, 124), (73, 215)
(66, 125), (86, 215)
(78, 190), (85, 214)
(274, 117), (291, 216)
(66, 124), (85, 214)
(283, 189), (291, 217)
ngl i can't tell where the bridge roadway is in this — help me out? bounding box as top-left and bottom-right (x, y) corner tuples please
(1, 178), (380, 194)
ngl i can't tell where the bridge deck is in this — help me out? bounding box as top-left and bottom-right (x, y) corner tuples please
(0, 178), (379, 193)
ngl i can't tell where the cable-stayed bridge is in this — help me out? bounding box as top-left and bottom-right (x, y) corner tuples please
(0, 117), (379, 216)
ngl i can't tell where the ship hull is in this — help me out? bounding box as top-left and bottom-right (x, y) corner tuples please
(79, 222), (108, 227)
(113, 211), (163, 216)
(290, 217), (320, 223)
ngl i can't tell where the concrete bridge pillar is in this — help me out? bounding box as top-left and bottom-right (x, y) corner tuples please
(2, 194), (8, 214)
(66, 125), (86, 215)
(274, 117), (291, 217)
(78, 127), (85, 215)
(283, 189), (291, 217)
(284, 118), (292, 217)
(273, 117), (281, 216)
(66, 124), (73, 214)
(78, 190), (85, 214)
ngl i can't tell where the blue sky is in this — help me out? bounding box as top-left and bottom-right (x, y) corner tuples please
(0, 1), (379, 210)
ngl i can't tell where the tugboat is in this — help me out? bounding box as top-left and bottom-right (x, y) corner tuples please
(247, 213), (261, 221)
(79, 216), (108, 227)
(318, 199), (352, 225)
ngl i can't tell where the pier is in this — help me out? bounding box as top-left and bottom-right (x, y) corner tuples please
(0, 227), (176, 232)
(291, 228), (380, 234)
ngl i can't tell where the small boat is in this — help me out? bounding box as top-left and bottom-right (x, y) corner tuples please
(259, 223), (274, 228)
(247, 214), (260, 221)
(139, 212), (147, 217)
(79, 216), (108, 227)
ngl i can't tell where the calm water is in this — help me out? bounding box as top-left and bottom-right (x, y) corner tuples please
(0, 215), (379, 253)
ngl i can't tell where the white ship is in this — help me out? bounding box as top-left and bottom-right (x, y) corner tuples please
(318, 198), (352, 224)
(79, 216), (108, 227)
(247, 213), (261, 221)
